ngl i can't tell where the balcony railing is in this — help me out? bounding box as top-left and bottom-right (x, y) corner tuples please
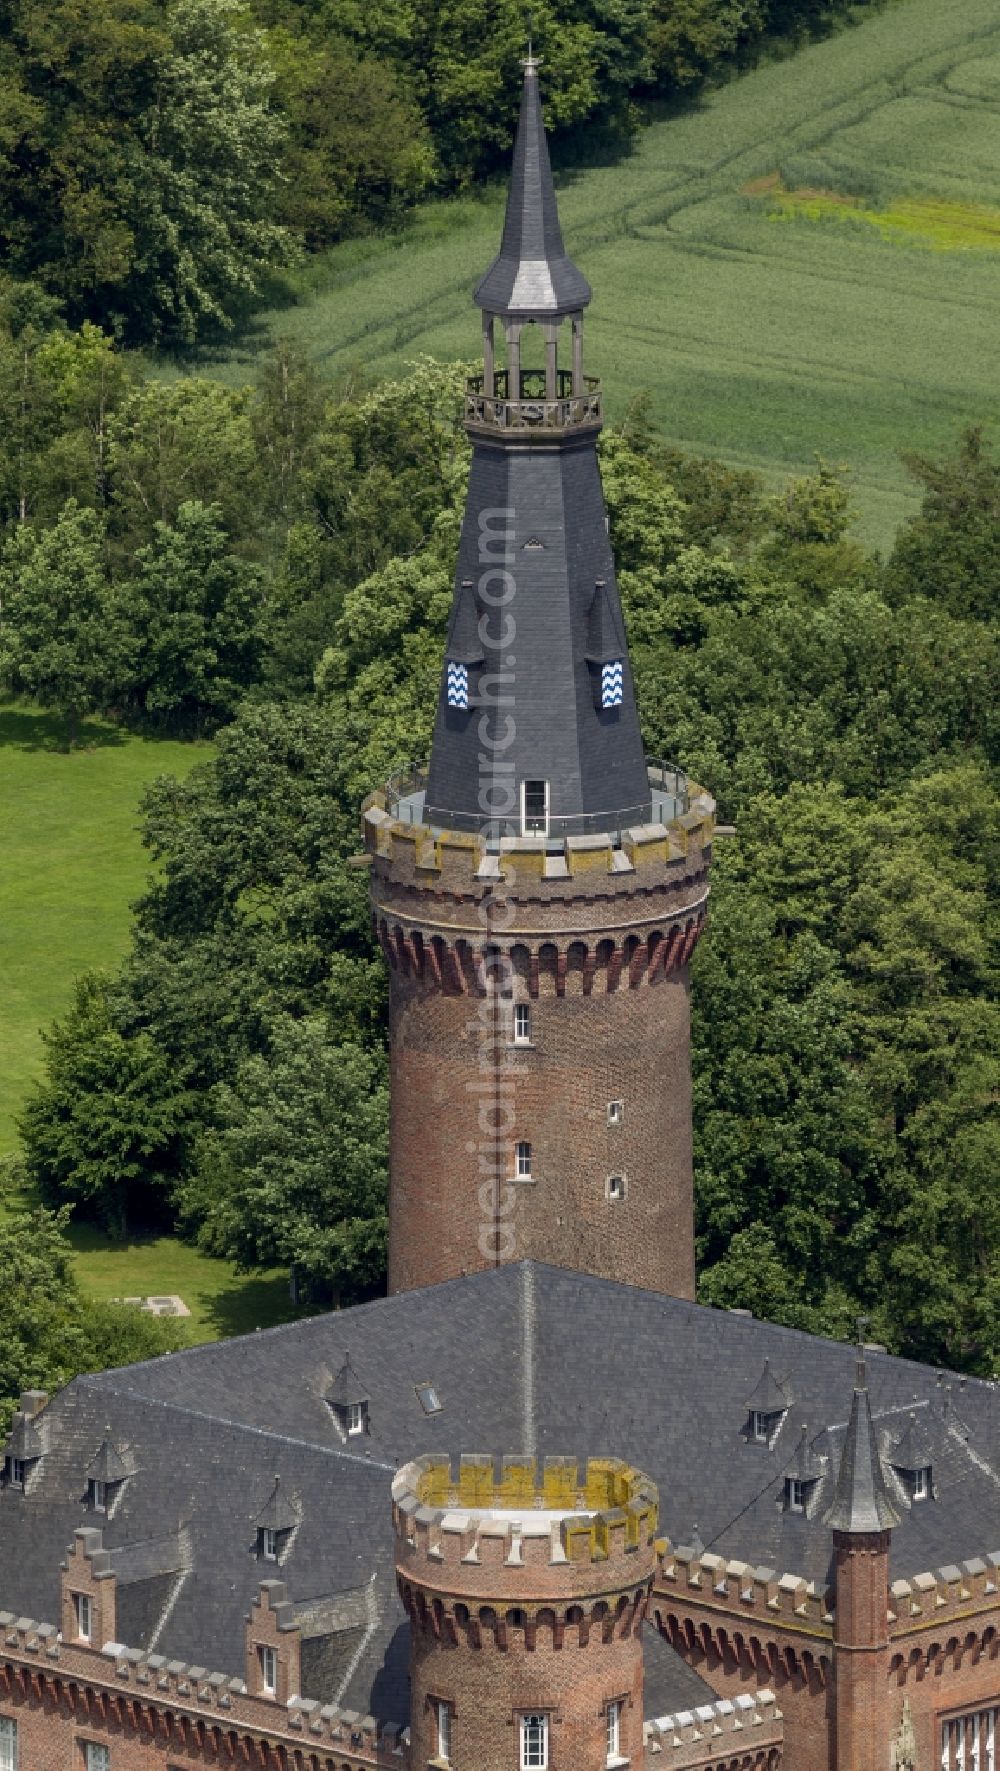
(383, 759), (689, 849)
(466, 369), (602, 434)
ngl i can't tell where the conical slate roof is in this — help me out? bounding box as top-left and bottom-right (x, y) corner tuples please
(890, 1412), (935, 1474)
(5, 1414), (43, 1460)
(789, 1424), (825, 1484)
(825, 1381), (901, 1534)
(254, 1476), (299, 1534)
(474, 59), (591, 317)
(86, 1438), (128, 1485)
(326, 1356), (368, 1409)
(745, 1359), (789, 1416)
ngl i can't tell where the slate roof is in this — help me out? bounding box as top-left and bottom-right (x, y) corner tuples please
(254, 1475), (300, 1534)
(890, 1412), (936, 1473)
(745, 1358), (790, 1416)
(474, 59), (591, 318)
(825, 1381), (902, 1534)
(327, 1355), (370, 1409)
(2, 1262), (999, 1725)
(86, 1437), (128, 1485)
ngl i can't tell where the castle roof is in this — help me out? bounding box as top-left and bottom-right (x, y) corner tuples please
(85, 1437), (128, 1485)
(1, 1264), (995, 1725)
(745, 1358), (789, 1416)
(474, 58), (591, 318)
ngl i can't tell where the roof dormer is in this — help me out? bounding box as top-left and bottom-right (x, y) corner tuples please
(85, 1438), (129, 1514)
(2, 1391), (48, 1492)
(254, 1476), (300, 1564)
(783, 1425), (825, 1514)
(890, 1413), (936, 1503)
(745, 1360), (789, 1444)
(326, 1356), (370, 1439)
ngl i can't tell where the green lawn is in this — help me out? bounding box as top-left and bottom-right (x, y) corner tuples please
(0, 703), (297, 1338)
(175, 0), (1000, 549)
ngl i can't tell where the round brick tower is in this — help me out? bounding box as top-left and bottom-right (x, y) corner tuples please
(365, 57), (713, 1300)
(393, 1453), (658, 1771)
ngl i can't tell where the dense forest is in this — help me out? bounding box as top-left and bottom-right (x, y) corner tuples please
(0, 0), (882, 344)
(0, 305), (996, 1390)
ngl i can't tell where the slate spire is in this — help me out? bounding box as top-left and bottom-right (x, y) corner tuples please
(824, 1348), (900, 1534)
(474, 57), (591, 318)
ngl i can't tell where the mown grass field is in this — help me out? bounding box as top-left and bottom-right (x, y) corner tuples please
(183, 0), (1000, 548)
(0, 704), (295, 1337)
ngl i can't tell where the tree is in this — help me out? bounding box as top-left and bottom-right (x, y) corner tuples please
(20, 976), (195, 1236)
(187, 1017), (388, 1303)
(0, 1202), (185, 1432)
(0, 498), (127, 741)
(106, 377), (261, 547)
(121, 500), (266, 728)
(886, 428), (1000, 621)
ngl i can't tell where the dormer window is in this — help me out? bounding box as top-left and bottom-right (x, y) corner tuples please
(912, 1466), (931, 1502)
(785, 1477), (806, 1513)
(259, 1526), (278, 1560)
(84, 1437), (128, 1515)
(890, 1413), (935, 1504)
(744, 1359), (790, 1444)
(74, 1592), (93, 1642)
(4, 1458), (27, 1490)
(446, 661), (469, 709)
(326, 1357), (370, 1438)
(252, 1476), (299, 1562)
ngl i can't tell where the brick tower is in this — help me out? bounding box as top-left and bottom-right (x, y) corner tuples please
(825, 1351), (900, 1771)
(364, 55), (714, 1298)
(393, 1453), (658, 1771)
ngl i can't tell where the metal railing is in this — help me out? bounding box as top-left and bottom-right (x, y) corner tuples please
(383, 759), (689, 848)
(465, 369), (602, 433)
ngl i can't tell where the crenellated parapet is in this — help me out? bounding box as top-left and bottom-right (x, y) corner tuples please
(394, 1454), (658, 1636)
(364, 773), (714, 997)
(887, 1551), (1000, 1680)
(656, 1541), (834, 1640)
(644, 1690), (783, 1767)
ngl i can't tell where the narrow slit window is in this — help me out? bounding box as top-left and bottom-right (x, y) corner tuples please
(516, 1141), (532, 1180)
(446, 662), (469, 709)
(74, 1592), (92, 1642)
(606, 1700), (622, 1764)
(607, 1175), (626, 1203)
(437, 1700), (452, 1763)
(601, 660), (624, 708)
(259, 1644), (278, 1695)
(521, 780), (549, 836)
(607, 1100), (623, 1126)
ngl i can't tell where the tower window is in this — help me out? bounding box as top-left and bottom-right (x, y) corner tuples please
(913, 1466), (931, 1501)
(516, 1141), (532, 1180)
(785, 1477), (806, 1514)
(437, 1700), (452, 1764)
(74, 1592), (92, 1642)
(601, 660), (624, 709)
(607, 1175), (626, 1203)
(606, 1700), (622, 1764)
(0, 1716), (17, 1771)
(521, 780), (549, 836)
(607, 1100), (623, 1126)
(83, 1746), (110, 1771)
(259, 1645), (278, 1695)
(521, 1714), (548, 1771)
(445, 662), (469, 709)
(514, 1004), (531, 1045)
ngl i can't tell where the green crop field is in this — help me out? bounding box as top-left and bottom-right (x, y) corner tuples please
(181, 0), (1000, 549)
(0, 705), (295, 1337)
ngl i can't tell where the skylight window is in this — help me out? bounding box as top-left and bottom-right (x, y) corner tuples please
(416, 1382), (443, 1416)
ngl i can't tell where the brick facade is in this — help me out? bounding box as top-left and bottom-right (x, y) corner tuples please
(393, 1454), (658, 1771)
(365, 785), (713, 1300)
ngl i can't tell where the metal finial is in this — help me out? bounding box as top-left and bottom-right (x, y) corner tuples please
(523, 8), (539, 71)
(855, 1314), (870, 1389)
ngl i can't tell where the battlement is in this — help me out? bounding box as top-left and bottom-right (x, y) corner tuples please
(656, 1539), (834, 1639)
(888, 1551), (1000, 1637)
(644, 1690), (783, 1765)
(363, 770), (714, 903)
(394, 1455), (658, 1605)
